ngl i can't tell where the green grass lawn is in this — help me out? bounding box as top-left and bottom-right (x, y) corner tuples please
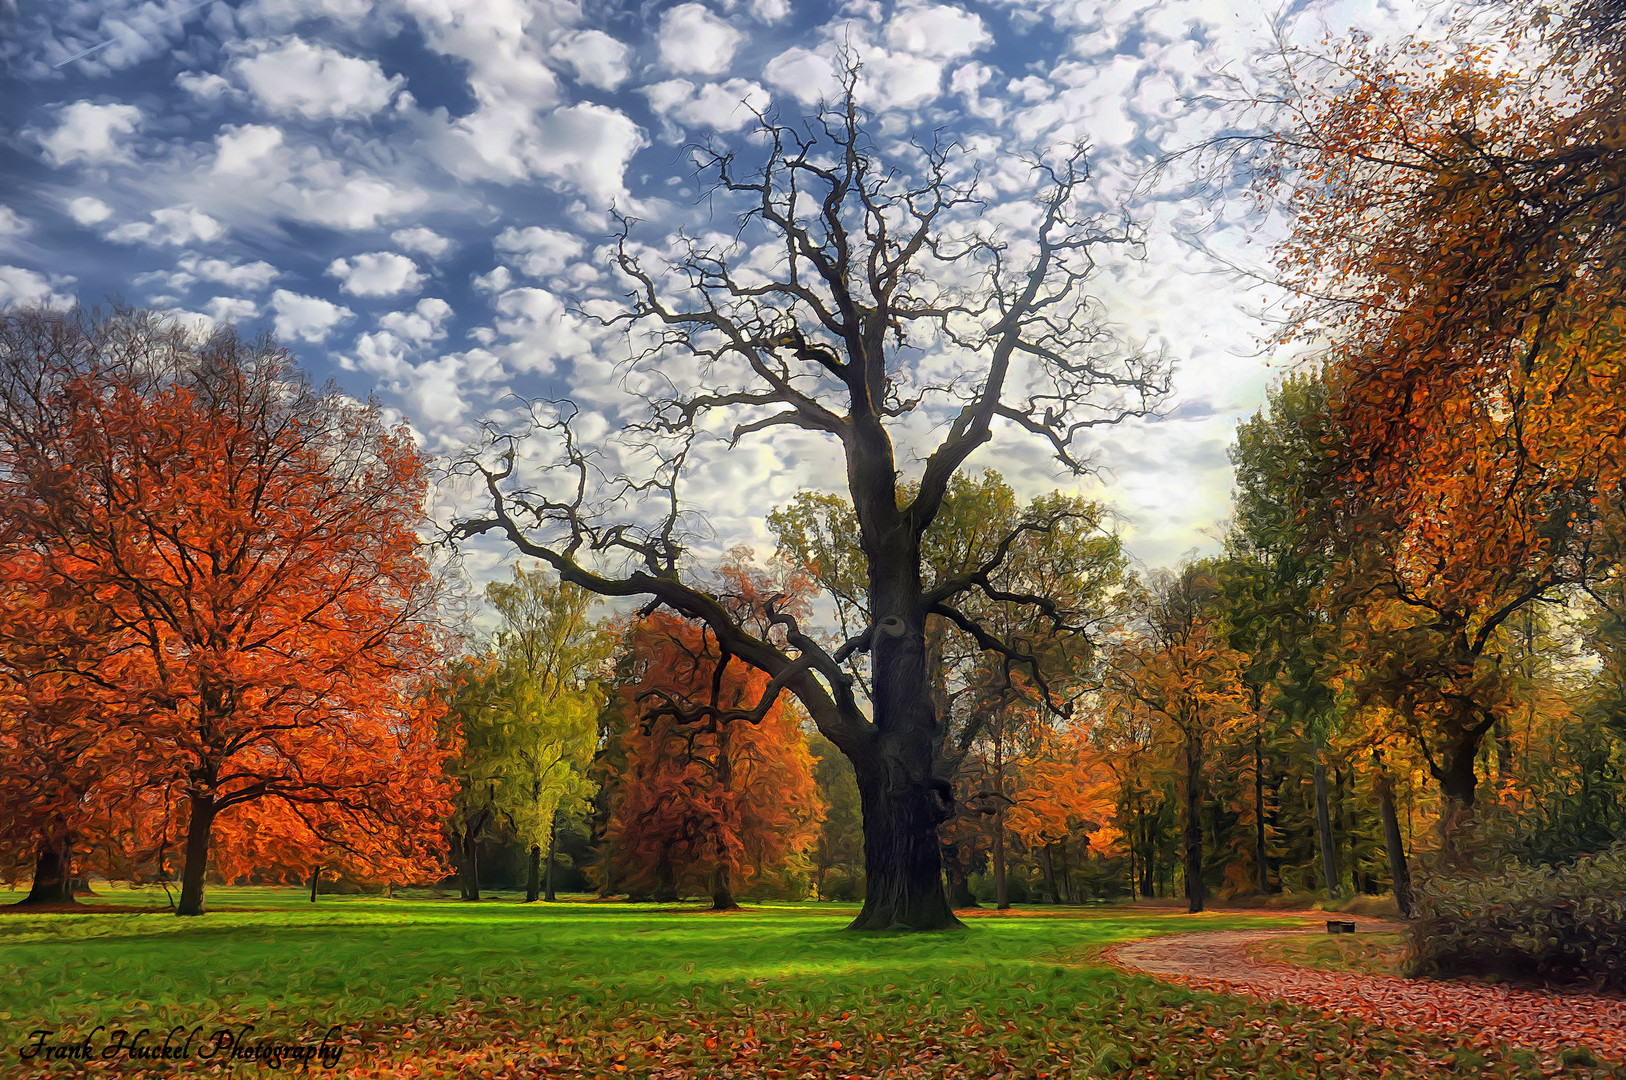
(0, 887), (1616, 1078)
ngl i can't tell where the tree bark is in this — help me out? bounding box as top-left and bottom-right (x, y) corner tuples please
(1313, 759), (1340, 901)
(544, 818), (558, 902)
(1372, 754), (1413, 918)
(942, 842), (979, 908)
(18, 838), (74, 907)
(710, 866), (738, 911)
(1038, 843), (1058, 904)
(1437, 740), (1479, 865)
(525, 844), (542, 903)
(175, 795), (217, 917)
(1254, 728), (1269, 894)
(1183, 731), (1205, 913)
(460, 828), (481, 902)
(847, 767), (960, 930)
(309, 867), (319, 903)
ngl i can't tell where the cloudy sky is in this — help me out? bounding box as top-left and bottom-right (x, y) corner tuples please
(0, 0), (1439, 581)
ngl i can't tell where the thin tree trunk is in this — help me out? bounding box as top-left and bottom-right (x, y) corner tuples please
(942, 842), (979, 909)
(1039, 843), (1058, 904)
(461, 828), (481, 902)
(992, 726), (1009, 910)
(1372, 753), (1413, 918)
(1313, 758), (1340, 901)
(544, 816), (558, 902)
(1184, 731), (1205, 913)
(1254, 728), (1269, 894)
(309, 867), (319, 903)
(176, 795), (217, 917)
(525, 844), (542, 903)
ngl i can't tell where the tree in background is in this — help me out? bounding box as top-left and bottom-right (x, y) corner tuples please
(1105, 566), (1251, 912)
(1250, 0), (1625, 844)
(483, 566), (609, 902)
(607, 602), (822, 909)
(453, 68), (1166, 930)
(0, 308), (454, 915)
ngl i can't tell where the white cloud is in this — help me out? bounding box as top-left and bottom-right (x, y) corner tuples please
(550, 29), (630, 90)
(762, 48), (841, 106)
(177, 253), (279, 291)
(108, 206), (226, 247)
(0, 266), (75, 308)
(494, 226), (585, 278)
(327, 252), (425, 296)
(204, 296), (260, 324)
(885, 4), (991, 59)
(391, 227), (452, 258)
(271, 289), (353, 342)
(205, 124), (428, 230)
(379, 297), (453, 343)
(66, 196), (114, 225)
(232, 38), (402, 120)
(211, 124), (285, 175)
(658, 4), (742, 75)
(751, 0), (790, 21)
(0, 207), (28, 238)
(37, 102), (143, 166)
(176, 71), (233, 101)
(644, 78), (770, 134)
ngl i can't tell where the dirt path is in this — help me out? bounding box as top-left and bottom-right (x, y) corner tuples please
(1107, 921), (1626, 1062)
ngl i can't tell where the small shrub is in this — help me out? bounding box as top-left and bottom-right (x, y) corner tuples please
(1408, 844), (1626, 990)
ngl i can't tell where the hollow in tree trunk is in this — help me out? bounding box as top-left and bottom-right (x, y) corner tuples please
(176, 794), (217, 917)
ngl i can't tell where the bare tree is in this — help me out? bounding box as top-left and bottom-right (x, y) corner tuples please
(452, 71), (1167, 930)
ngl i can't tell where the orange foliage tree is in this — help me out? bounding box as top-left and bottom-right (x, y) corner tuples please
(0, 309), (454, 914)
(606, 557), (822, 908)
(1104, 566), (1252, 912)
(1249, 1), (1626, 828)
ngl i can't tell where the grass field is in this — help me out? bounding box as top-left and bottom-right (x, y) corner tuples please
(0, 887), (1616, 1078)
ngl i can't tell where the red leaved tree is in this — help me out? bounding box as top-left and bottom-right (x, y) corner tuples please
(606, 556), (822, 908)
(0, 308), (455, 914)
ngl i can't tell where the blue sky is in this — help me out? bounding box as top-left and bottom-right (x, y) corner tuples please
(0, 0), (1438, 582)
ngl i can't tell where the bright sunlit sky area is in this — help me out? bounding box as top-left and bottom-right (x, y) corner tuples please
(0, 0), (1445, 585)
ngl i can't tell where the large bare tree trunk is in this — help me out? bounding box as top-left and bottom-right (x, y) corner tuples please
(176, 795), (217, 917)
(848, 768), (958, 930)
